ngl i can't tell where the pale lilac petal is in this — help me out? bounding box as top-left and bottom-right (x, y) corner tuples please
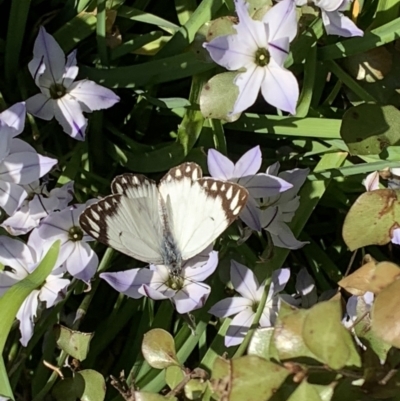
(26, 94), (55, 120)
(209, 297), (252, 318)
(296, 268), (317, 307)
(148, 264), (170, 283)
(16, 291), (39, 346)
(345, 295), (358, 322)
(29, 195), (57, 220)
(39, 275), (70, 307)
(141, 284), (174, 300)
(260, 206), (279, 229)
(9, 138), (35, 153)
(207, 149), (235, 180)
(54, 97), (87, 140)
(1, 208), (36, 236)
(49, 181), (74, 209)
(0, 236), (34, 274)
(64, 242), (98, 282)
(261, 62), (299, 114)
(233, 146), (262, 177)
(278, 168), (309, 202)
(322, 10), (364, 37)
(0, 102), (26, 137)
(204, 35), (254, 71)
(263, 0), (297, 42)
(0, 152), (57, 185)
(259, 309), (273, 327)
(315, 0), (344, 12)
(269, 221), (307, 249)
(269, 268), (290, 297)
(100, 268), (152, 299)
(363, 291), (374, 308)
(266, 162), (280, 176)
(238, 174), (293, 198)
(279, 197), (300, 222)
(225, 309), (254, 347)
(232, 66), (265, 114)
(174, 282), (211, 313)
(182, 245), (213, 270)
(68, 80), (120, 112)
(0, 181), (27, 216)
(0, 131), (10, 163)
(184, 251), (218, 281)
(30, 26), (66, 83)
(239, 196), (263, 231)
(234, 0), (268, 48)
(268, 37), (290, 67)
(0, 272), (20, 296)
(391, 228), (400, 245)
(231, 260), (260, 300)
(364, 172), (380, 191)
(62, 50), (79, 89)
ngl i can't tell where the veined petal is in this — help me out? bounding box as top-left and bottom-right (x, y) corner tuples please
(26, 94), (55, 120)
(0, 133), (10, 165)
(270, 268), (290, 297)
(16, 291), (40, 346)
(174, 282), (211, 313)
(239, 174), (293, 198)
(0, 152), (57, 185)
(54, 97), (87, 140)
(233, 146), (262, 177)
(239, 196), (263, 231)
(100, 268), (152, 298)
(204, 34), (255, 71)
(68, 80), (120, 112)
(231, 260), (260, 300)
(182, 245), (213, 270)
(260, 206), (279, 229)
(0, 181), (27, 216)
(0, 102), (26, 137)
(322, 10), (364, 37)
(278, 167), (309, 202)
(234, 0), (269, 48)
(391, 228), (400, 245)
(62, 50), (79, 89)
(0, 272), (20, 296)
(209, 297), (252, 318)
(263, 0), (297, 42)
(232, 65), (265, 114)
(207, 149), (235, 180)
(364, 171), (380, 191)
(266, 161), (280, 176)
(31, 26), (66, 83)
(270, 221), (308, 249)
(268, 37), (290, 67)
(296, 268), (318, 308)
(39, 275), (70, 307)
(184, 250), (218, 281)
(261, 61), (299, 114)
(315, 0), (345, 12)
(141, 284), (174, 300)
(64, 242), (98, 282)
(225, 308), (254, 347)
(0, 236), (33, 276)
(1, 207), (37, 236)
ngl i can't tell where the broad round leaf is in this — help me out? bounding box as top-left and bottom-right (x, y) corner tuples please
(371, 279), (400, 348)
(184, 379), (207, 400)
(342, 189), (400, 251)
(54, 325), (94, 361)
(302, 298), (361, 370)
(287, 381), (324, 401)
(200, 72), (240, 121)
(338, 259), (400, 295)
(247, 327), (275, 360)
(141, 329), (179, 369)
(134, 393), (178, 401)
(165, 366), (185, 390)
(77, 370), (106, 401)
(340, 104), (400, 155)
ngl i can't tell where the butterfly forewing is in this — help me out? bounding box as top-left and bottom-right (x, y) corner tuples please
(79, 193), (165, 264)
(111, 173), (157, 198)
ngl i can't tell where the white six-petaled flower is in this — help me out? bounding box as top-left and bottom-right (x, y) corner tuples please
(101, 247), (219, 314)
(28, 202), (99, 283)
(209, 260), (290, 347)
(26, 27), (120, 140)
(0, 236), (69, 346)
(204, 0), (299, 115)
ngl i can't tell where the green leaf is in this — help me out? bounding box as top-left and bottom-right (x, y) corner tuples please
(54, 325), (94, 361)
(287, 381), (323, 401)
(342, 189), (400, 250)
(141, 329), (180, 369)
(302, 298), (362, 370)
(134, 392), (178, 401)
(52, 370), (106, 401)
(184, 379), (207, 400)
(0, 241), (60, 399)
(200, 72), (240, 121)
(247, 327), (275, 360)
(341, 104), (400, 155)
(165, 366), (185, 390)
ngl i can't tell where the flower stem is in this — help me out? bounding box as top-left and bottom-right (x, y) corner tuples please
(233, 270), (272, 358)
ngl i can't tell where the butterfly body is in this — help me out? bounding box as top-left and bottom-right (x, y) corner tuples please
(79, 163), (248, 274)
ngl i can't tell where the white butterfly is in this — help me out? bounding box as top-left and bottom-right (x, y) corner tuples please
(79, 163), (248, 274)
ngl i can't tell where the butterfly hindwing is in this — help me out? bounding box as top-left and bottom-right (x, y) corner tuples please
(159, 164), (249, 261)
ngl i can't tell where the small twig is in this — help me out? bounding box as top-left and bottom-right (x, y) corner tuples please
(42, 360), (64, 379)
(110, 371), (136, 401)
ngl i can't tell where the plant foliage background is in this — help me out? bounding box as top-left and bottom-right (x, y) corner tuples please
(0, 0), (400, 400)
